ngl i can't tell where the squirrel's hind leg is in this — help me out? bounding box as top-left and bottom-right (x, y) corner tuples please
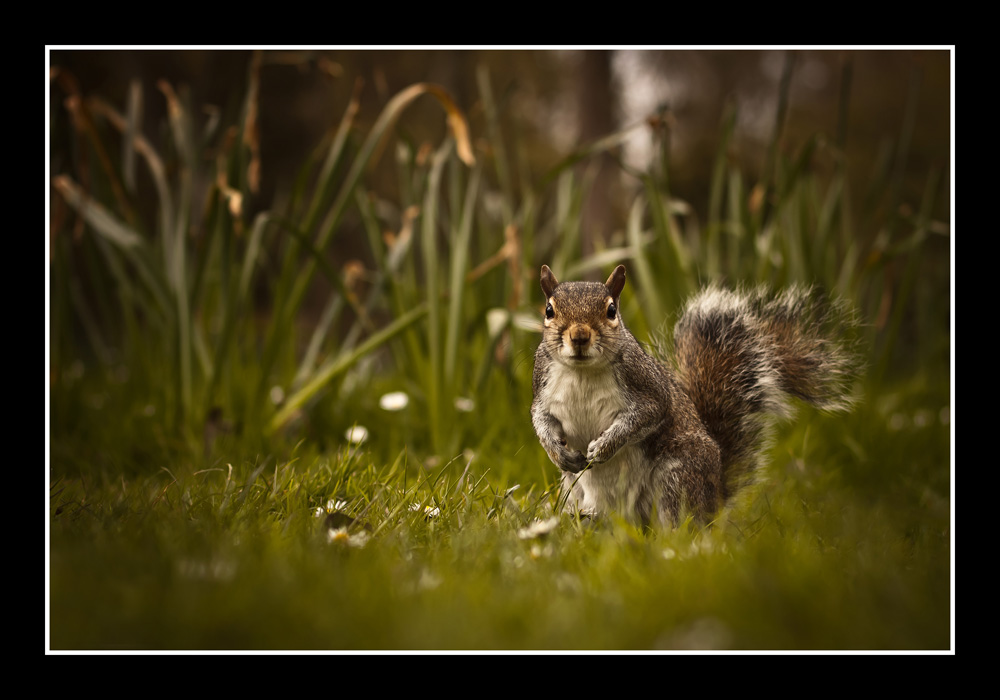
(649, 441), (725, 527)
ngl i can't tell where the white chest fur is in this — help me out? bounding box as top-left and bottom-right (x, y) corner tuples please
(542, 360), (623, 451)
(540, 360), (648, 516)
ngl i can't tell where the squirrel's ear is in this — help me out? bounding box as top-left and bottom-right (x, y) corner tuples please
(540, 265), (559, 298)
(606, 265), (626, 300)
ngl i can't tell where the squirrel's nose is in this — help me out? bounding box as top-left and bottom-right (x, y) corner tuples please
(569, 325), (592, 347)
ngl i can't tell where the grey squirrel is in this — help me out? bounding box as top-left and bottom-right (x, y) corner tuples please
(531, 264), (860, 527)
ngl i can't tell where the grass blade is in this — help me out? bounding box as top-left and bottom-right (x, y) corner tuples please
(52, 174), (171, 318)
(87, 96), (175, 253)
(422, 138), (453, 452)
(266, 304), (429, 434)
(625, 193), (663, 334)
(158, 80), (196, 423)
(444, 163), (482, 390)
(51, 175), (142, 249)
(706, 100), (736, 281)
(122, 80), (141, 193)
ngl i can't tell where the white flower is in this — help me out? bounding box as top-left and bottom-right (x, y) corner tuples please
(517, 516), (560, 540)
(315, 499), (348, 517)
(345, 425), (368, 444)
(327, 527), (370, 548)
(379, 391), (410, 411)
(409, 503), (440, 518)
(454, 396), (475, 413)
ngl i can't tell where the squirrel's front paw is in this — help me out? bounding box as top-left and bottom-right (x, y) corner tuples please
(547, 441), (588, 473)
(586, 435), (616, 463)
(558, 447), (588, 474)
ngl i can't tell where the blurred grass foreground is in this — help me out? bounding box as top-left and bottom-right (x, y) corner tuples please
(47, 49), (952, 651)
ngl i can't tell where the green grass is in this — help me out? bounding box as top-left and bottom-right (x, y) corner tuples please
(49, 392), (950, 650)
(48, 365), (950, 650)
(48, 53), (951, 651)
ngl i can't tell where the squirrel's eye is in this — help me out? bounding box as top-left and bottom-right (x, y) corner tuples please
(607, 303), (617, 319)
(545, 303), (554, 319)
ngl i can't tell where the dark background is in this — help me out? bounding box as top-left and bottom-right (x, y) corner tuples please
(49, 48), (950, 226)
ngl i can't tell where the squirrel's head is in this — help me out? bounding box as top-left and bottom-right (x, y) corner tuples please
(538, 264), (627, 367)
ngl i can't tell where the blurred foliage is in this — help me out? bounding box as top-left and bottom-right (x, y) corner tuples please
(47, 46), (951, 489)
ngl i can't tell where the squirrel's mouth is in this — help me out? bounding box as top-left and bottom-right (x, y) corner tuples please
(558, 338), (601, 364)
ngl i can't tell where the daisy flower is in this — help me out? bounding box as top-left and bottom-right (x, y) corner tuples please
(314, 499), (348, 518)
(379, 391), (410, 411)
(344, 425), (369, 444)
(409, 503), (440, 519)
(327, 527), (370, 548)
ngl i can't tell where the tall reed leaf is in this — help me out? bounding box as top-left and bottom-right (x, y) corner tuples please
(267, 304), (429, 434)
(257, 82), (474, 418)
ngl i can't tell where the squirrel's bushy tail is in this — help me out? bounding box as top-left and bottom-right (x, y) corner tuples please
(673, 285), (861, 498)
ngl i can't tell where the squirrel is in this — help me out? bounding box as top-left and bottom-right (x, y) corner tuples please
(531, 264), (860, 528)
